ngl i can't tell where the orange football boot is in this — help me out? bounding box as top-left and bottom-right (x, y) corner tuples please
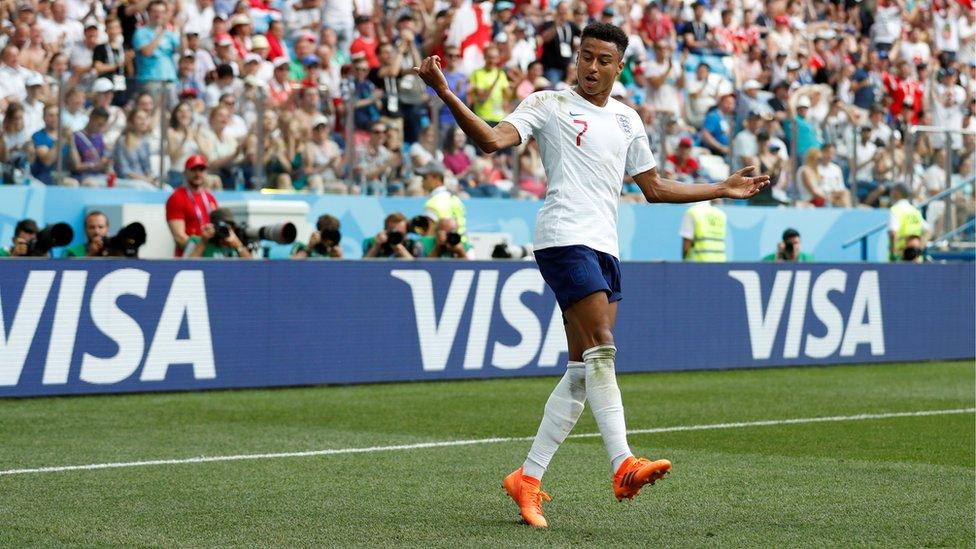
(503, 467), (552, 528)
(613, 456), (672, 501)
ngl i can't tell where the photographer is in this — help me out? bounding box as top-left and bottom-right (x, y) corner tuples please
(888, 184), (930, 263)
(0, 219), (38, 257)
(292, 214), (343, 259)
(424, 217), (474, 259)
(763, 228), (814, 262)
(65, 211), (109, 258)
(362, 213), (419, 259)
(184, 208), (252, 259)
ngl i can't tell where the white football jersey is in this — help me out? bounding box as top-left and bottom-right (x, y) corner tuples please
(502, 88), (656, 258)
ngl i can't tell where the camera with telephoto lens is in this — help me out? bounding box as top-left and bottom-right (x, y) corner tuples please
(314, 228), (342, 255)
(387, 230), (404, 246)
(408, 215), (431, 235)
(28, 223), (73, 256)
(492, 242), (534, 259)
(240, 222), (297, 247)
(212, 220), (233, 243)
(103, 222), (147, 258)
(902, 246), (922, 262)
(784, 241), (795, 255)
(446, 232), (462, 246)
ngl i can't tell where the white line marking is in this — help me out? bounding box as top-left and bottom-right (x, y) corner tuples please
(1, 408), (972, 477)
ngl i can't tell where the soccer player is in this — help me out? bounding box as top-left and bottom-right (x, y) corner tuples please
(414, 22), (768, 528)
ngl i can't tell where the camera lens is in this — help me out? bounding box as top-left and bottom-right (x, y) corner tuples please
(446, 232), (461, 246)
(388, 231), (404, 246)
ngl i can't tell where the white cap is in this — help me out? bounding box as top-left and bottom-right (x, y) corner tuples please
(272, 56), (291, 68)
(92, 78), (114, 93)
(244, 53), (262, 64)
(743, 79), (762, 91)
(311, 114), (330, 128)
(786, 60), (801, 71)
(24, 71), (44, 87)
(796, 96), (812, 108)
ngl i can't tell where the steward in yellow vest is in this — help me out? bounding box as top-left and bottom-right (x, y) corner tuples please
(887, 184), (929, 262)
(682, 201), (727, 262)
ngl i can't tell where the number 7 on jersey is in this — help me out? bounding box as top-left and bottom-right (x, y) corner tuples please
(572, 119), (588, 147)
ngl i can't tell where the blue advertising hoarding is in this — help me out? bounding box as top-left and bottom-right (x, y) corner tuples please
(0, 260), (972, 397)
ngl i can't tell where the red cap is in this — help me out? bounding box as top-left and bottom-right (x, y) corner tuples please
(679, 136), (693, 147)
(185, 155), (208, 170)
(774, 15), (789, 25)
(215, 33), (233, 46)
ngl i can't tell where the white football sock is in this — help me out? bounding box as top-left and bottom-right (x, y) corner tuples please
(522, 361), (586, 480)
(582, 345), (633, 473)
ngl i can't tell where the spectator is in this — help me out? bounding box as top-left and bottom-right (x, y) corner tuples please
(685, 62), (730, 128)
(817, 144), (852, 208)
(700, 93), (735, 156)
(166, 101), (206, 188)
(352, 57), (382, 131)
(783, 95), (823, 165)
(350, 15), (379, 69)
(0, 103), (35, 183)
(423, 217), (474, 259)
(409, 126), (444, 173)
(31, 104), (75, 186)
(732, 111), (762, 171)
(165, 155), (219, 257)
(642, 42), (685, 120)
(184, 207), (252, 258)
(206, 64), (242, 109)
(69, 106), (112, 186)
(762, 228), (814, 262)
(362, 212), (418, 259)
(198, 104), (243, 189)
(21, 73), (46, 137)
(292, 214), (343, 259)
(0, 44), (32, 107)
(38, 0), (83, 46)
(442, 127), (474, 184)
(0, 218), (38, 257)
(638, 2), (677, 50)
(665, 137), (701, 182)
(354, 121), (397, 195)
(243, 111), (292, 190)
(751, 131), (788, 205)
(680, 1), (715, 55)
(796, 148), (828, 208)
(538, 2), (580, 84)
(112, 109), (157, 189)
(133, 0), (179, 86)
(65, 211), (109, 258)
(297, 114), (343, 193)
(469, 45), (512, 126)
(69, 21), (100, 84)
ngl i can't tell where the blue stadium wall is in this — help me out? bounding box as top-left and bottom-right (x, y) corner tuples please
(0, 186), (890, 261)
(0, 261), (972, 397)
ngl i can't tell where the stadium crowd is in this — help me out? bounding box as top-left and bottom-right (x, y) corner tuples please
(0, 0), (973, 215)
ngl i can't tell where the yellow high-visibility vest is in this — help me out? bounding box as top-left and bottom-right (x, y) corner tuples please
(424, 188), (467, 235)
(685, 203), (727, 262)
(890, 199), (924, 259)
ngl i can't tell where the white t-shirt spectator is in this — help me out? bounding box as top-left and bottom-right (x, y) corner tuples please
(323, 0), (355, 24)
(854, 140), (877, 182)
(900, 40), (931, 65)
(37, 16), (84, 48)
(920, 163), (947, 197)
(871, 5), (901, 44)
(958, 16), (976, 66)
(817, 161), (845, 193)
(643, 58), (683, 119)
(934, 11), (960, 53)
(409, 142), (444, 169)
(931, 83), (967, 149)
(0, 64), (30, 103)
(685, 71), (730, 127)
(732, 129), (758, 171)
(180, 3), (215, 39)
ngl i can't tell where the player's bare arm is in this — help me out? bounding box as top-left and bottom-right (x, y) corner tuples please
(633, 166), (771, 204)
(413, 55), (520, 153)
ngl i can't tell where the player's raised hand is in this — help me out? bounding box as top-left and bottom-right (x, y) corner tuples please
(413, 56), (449, 96)
(721, 166), (770, 199)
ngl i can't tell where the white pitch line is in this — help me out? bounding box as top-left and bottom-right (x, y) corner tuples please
(1, 408), (972, 477)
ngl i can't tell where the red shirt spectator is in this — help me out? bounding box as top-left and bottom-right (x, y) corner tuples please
(350, 16), (380, 69)
(165, 155), (218, 257)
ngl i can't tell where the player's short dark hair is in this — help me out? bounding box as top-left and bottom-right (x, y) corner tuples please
(782, 228), (800, 241)
(580, 22), (628, 58)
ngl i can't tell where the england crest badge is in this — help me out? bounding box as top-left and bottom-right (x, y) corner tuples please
(615, 113), (632, 136)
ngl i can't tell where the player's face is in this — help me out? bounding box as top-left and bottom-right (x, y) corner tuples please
(576, 38), (623, 97)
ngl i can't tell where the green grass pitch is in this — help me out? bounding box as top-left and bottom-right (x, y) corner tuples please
(1, 360), (973, 547)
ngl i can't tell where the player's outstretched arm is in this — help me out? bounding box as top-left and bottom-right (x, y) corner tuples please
(413, 56), (520, 153)
(633, 166), (770, 204)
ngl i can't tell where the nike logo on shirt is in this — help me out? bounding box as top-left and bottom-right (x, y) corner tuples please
(569, 111), (583, 116)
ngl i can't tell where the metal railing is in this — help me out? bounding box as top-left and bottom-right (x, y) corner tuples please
(841, 176), (976, 261)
